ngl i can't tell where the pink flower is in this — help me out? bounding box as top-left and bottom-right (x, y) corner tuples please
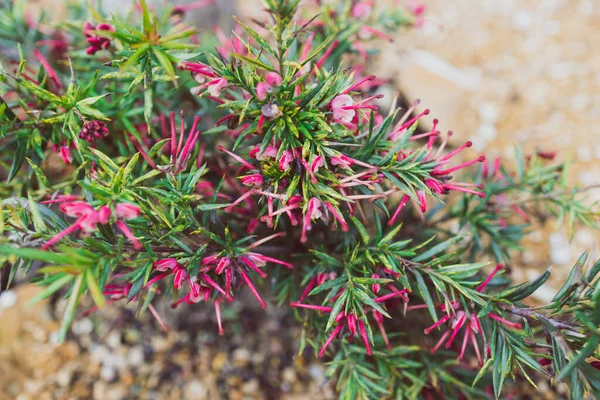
(190, 74), (207, 96)
(78, 120), (109, 143)
(306, 156), (324, 183)
(407, 0), (425, 16)
(84, 22), (114, 55)
(215, 257), (231, 274)
(330, 154), (354, 169)
(79, 212), (100, 233)
(98, 206), (111, 224)
(300, 197), (323, 243)
(246, 252), (293, 269)
(352, 0), (373, 18)
(278, 150), (294, 172)
(249, 145), (278, 160)
(421, 264), (521, 365)
(331, 95), (356, 124)
(42, 201), (102, 249)
(115, 220), (142, 250)
(60, 201), (95, 218)
(115, 203), (141, 220)
(60, 146), (73, 164)
(265, 72), (283, 87)
(179, 61), (215, 77)
(154, 258), (179, 272)
(207, 78), (228, 97)
(241, 173), (264, 186)
(173, 265), (188, 290)
(416, 190), (427, 213)
(358, 26), (393, 42)
(255, 82), (272, 101)
(324, 202), (349, 232)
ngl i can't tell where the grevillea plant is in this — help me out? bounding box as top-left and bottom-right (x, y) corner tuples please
(1, 0), (600, 398)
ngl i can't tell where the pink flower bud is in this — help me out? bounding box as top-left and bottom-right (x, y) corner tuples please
(215, 257), (231, 274)
(347, 313), (357, 335)
(173, 267), (187, 290)
(351, 1), (373, 18)
(310, 156), (324, 174)
(207, 77), (228, 97)
(115, 203), (141, 220)
(371, 274), (381, 294)
(98, 206), (111, 224)
(279, 150), (294, 171)
(416, 190), (427, 213)
(265, 72), (283, 87)
(60, 146), (73, 164)
(240, 173), (263, 186)
(255, 82), (272, 101)
(250, 145), (278, 160)
(60, 201), (95, 218)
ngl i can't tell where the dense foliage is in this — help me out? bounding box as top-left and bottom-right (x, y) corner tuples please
(1, 0), (600, 398)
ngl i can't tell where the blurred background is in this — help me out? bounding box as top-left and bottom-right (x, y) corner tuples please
(1, 0), (599, 399)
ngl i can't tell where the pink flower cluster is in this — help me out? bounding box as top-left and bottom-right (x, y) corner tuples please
(78, 120), (109, 143)
(416, 264), (522, 364)
(83, 22), (114, 55)
(144, 234), (293, 335)
(40, 199), (142, 250)
(291, 272), (408, 357)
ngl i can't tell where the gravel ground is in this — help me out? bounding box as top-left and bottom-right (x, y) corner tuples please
(0, 285), (335, 400)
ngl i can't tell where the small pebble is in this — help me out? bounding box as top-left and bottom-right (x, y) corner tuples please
(0, 290), (17, 309)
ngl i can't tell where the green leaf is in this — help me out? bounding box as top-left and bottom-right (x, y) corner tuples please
(76, 93), (111, 106)
(7, 136), (26, 182)
(85, 269), (106, 308)
(556, 335), (599, 381)
(310, 250), (343, 267)
(233, 17), (277, 57)
(27, 274), (74, 305)
(301, 32), (337, 66)
(15, 76), (63, 103)
(354, 288), (390, 318)
(89, 148), (120, 172)
(412, 236), (463, 263)
(326, 290), (347, 331)
(350, 216), (370, 244)
(26, 157), (49, 188)
(497, 267), (551, 302)
(197, 203), (228, 211)
(379, 223), (404, 245)
(231, 53), (275, 72)
(472, 358), (493, 387)
(552, 251), (587, 302)
(128, 267), (149, 302)
(123, 152), (140, 180)
(351, 277), (394, 285)
(413, 270), (437, 321)
(0, 246), (74, 264)
(27, 194), (46, 232)
(57, 273), (84, 343)
(309, 276), (346, 296)
(152, 47), (176, 78)
(138, 0), (152, 34)
(131, 169), (162, 185)
(144, 86), (154, 127)
(77, 105), (109, 121)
